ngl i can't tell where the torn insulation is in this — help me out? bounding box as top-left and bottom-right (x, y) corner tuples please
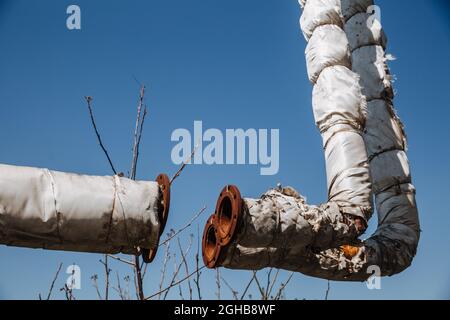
(202, 0), (419, 281)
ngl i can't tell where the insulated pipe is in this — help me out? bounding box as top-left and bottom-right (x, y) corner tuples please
(202, 0), (372, 263)
(202, 0), (420, 281)
(0, 163), (171, 263)
(342, 0), (420, 276)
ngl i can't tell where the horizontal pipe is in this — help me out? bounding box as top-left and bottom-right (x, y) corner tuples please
(0, 164), (170, 262)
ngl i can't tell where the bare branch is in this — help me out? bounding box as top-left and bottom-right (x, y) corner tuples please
(99, 256), (111, 300)
(113, 272), (127, 300)
(146, 266), (206, 300)
(46, 263), (63, 300)
(253, 271), (266, 300)
(175, 258), (184, 300)
(60, 266), (76, 301)
(215, 268), (221, 300)
(178, 236), (193, 300)
(158, 238), (172, 300)
(194, 224), (202, 300)
(274, 272), (294, 300)
(106, 254), (135, 267)
(84, 96), (117, 175)
(325, 280), (330, 300)
(267, 268), (280, 299)
(265, 268), (273, 299)
(221, 276), (238, 300)
(163, 237), (193, 300)
(127, 86), (149, 301)
(91, 274), (103, 300)
(240, 273), (256, 300)
(159, 206), (207, 247)
(170, 143), (199, 185)
(130, 86), (146, 180)
(134, 255), (145, 300)
(142, 259), (150, 280)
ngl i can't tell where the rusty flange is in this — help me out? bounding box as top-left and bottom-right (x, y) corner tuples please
(215, 185), (243, 246)
(202, 214), (222, 269)
(142, 173), (171, 263)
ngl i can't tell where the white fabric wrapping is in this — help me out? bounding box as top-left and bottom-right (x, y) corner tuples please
(305, 25), (351, 83)
(0, 164), (162, 255)
(215, 0), (419, 281)
(352, 45), (394, 101)
(345, 12), (386, 50)
(231, 188), (361, 251)
(364, 99), (406, 160)
(300, 0), (342, 41)
(340, 0), (373, 21)
(215, 0), (372, 259)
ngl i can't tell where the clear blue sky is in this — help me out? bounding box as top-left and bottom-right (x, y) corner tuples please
(0, 0), (449, 300)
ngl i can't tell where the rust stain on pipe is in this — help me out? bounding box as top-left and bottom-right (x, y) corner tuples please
(340, 245), (360, 259)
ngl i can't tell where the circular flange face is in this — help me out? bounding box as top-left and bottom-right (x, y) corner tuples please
(215, 185), (242, 246)
(142, 173), (171, 264)
(202, 214), (221, 268)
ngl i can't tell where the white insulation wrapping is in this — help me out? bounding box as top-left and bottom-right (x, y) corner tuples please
(0, 164), (163, 255)
(215, 0), (419, 281)
(213, 0), (373, 255)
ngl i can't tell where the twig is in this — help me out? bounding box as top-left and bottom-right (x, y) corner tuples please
(240, 273), (256, 300)
(158, 238), (172, 300)
(113, 272), (126, 300)
(215, 268), (221, 300)
(84, 96), (117, 175)
(325, 280), (330, 300)
(274, 272), (294, 300)
(178, 237), (193, 300)
(134, 255), (145, 300)
(145, 266), (206, 300)
(61, 284), (74, 301)
(99, 256), (111, 300)
(159, 206), (207, 247)
(265, 268), (273, 299)
(91, 274), (103, 300)
(132, 264), (139, 300)
(128, 86), (149, 301)
(60, 266), (76, 301)
(142, 260), (149, 280)
(267, 268), (280, 299)
(175, 258), (184, 300)
(46, 263), (63, 300)
(194, 224), (202, 300)
(163, 237), (193, 300)
(106, 254), (135, 267)
(130, 86), (146, 180)
(130, 107), (147, 180)
(123, 275), (131, 300)
(253, 271), (266, 300)
(221, 276), (239, 300)
(170, 143), (199, 185)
